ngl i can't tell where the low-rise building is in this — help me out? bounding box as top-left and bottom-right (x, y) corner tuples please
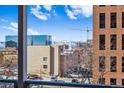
(0, 48), (17, 67)
(27, 45), (61, 78)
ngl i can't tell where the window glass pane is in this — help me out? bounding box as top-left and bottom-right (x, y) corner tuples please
(110, 78), (116, 85)
(122, 57), (124, 72)
(27, 5), (93, 86)
(122, 12), (124, 28)
(99, 5), (105, 7)
(99, 56), (105, 72)
(0, 6), (18, 80)
(110, 13), (117, 28)
(99, 78), (105, 84)
(99, 35), (105, 50)
(122, 79), (124, 85)
(110, 34), (117, 50)
(110, 56), (117, 72)
(99, 13), (105, 28)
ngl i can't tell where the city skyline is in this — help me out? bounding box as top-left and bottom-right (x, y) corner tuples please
(0, 5), (93, 42)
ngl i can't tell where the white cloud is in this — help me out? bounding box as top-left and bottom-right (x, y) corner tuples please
(28, 28), (40, 35)
(2, 26), (17, 32)
(10, 22), (18, 28)
(79, 6), (93, 17)
(65, 5), (92, 20)
(30, 5), (49, 21)
(2, 22), (40, 35)
(30, 5), (57, 21)
(43, 5), (52, 11)
(0, 18), (8, 22)
(66, 9), (77, 20)
(30, 5), (54, 21)
(2, 22), (18, 32)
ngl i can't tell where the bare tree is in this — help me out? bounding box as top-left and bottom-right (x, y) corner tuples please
(62, 41), (93, 84)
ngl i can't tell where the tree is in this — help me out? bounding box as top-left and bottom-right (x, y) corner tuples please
(62, 41), (93, 84)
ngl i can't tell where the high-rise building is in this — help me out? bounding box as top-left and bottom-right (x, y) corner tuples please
(5, 35), (52, 48)
(93, 5), (124, 86)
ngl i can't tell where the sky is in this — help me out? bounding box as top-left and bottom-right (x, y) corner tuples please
(0, 5), (93, 42)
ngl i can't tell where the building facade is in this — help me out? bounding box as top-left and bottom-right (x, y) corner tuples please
(0, 45), (61, 78)
(6, 35), (52, 48)
(27, 45), (61, 78)
(0, 48), (17, 65)
(93, 5), (124, 86)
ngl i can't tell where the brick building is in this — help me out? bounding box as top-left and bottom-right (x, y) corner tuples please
(93, 5), (124, 86)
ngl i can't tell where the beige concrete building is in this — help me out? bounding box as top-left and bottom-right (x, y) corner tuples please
(93, 5), (124, 86)
(27, 45), (61, 77)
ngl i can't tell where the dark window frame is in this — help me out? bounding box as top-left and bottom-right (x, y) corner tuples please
(99, 56), (105, 72)
(122, 79), (124, 86)
(122, 35), (124, 50)
(99, 35), (105, 50)
(43, 65), (48, 69)
(110, 56), (117, 72)
(110, 34), (117, 50)
(110, 78), (116, 85)
(99, 13), (105, 28)
(99, 5), (105, 7)
(122, 12), (124, 28)
(110, 12), (117, 28)
(43, 57), (47, 61)
(122, 57), (124, 72)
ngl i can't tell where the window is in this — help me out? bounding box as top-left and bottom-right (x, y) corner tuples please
(43, 65), (47, 69)
(122, 13), (124, 28)
(122, 35), (124, 50)
(43, 57), (47, 61)
(110, 78), (116, 85)
(99, 56), (105, 72)
(110, 56), (117, 72)
(99, 78), (105, 84)
(110, 35), (117, 50)
(99, 35), (105, 50)
(111, 5), (116, 6)
(111, 13), (117, 28)
(99, 13), (105, 28)
(122, 79), (124, 85)
(26, 5), (93, 86)
(99, 5), (105, 7)
(0, 6), (18, 80)
(122, 57), (124, 72)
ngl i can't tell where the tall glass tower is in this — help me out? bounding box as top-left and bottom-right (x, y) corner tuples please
(5, 35), (52, 48)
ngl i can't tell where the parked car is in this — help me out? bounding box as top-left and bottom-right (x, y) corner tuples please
(27, 74), (43, 80)
(71, 79), (79, 83)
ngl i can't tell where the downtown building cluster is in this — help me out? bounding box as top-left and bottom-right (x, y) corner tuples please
(0, 35), (92, 82)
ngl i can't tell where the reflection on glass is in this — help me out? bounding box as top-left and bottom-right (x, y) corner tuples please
(0, 5), (18, 80)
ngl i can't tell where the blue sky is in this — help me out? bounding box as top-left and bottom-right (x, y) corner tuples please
(0, 5), (93, 42)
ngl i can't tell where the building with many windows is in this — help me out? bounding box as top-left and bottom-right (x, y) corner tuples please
(5, 35), (52, 48)
(93, 5), (124, 86)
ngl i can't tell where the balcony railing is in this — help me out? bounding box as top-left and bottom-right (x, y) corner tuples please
(0, 79), (17, 88)
(0, 79), (123, 88)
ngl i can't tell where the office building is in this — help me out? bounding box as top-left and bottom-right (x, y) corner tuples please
(5, 35), (52, 48)
(93, 5), (124, 86)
